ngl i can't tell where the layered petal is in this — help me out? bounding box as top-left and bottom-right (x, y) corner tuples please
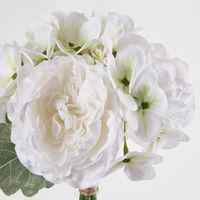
(8, 56), (122, 188)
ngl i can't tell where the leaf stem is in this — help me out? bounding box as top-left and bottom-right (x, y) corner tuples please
(123, 121), (129, 155)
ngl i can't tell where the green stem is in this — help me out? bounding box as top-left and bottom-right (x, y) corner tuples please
(123, 121), (129, 155)
(79, 194), (97, 200)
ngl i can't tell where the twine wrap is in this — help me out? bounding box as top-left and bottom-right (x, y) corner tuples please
(79, 186), (99, 196)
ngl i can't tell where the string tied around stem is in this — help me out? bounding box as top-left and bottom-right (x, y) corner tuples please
(79, 186), (99, 196)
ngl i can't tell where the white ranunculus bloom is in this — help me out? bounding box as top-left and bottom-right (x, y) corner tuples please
(7, 56), (122, 189)
(0, 43), (22, 122)
(52, 11), (102, 55)
(130, 69), (168, 142)
(107, 152), (162, 181)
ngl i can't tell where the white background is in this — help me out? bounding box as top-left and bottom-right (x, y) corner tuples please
(0, 0), (200, 199)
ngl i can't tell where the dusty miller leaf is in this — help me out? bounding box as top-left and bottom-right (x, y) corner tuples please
(0, 123), (54, 197)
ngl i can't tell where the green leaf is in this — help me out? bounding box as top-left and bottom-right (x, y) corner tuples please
(5, 113), (11, 126)
(0, 123), (54, 197)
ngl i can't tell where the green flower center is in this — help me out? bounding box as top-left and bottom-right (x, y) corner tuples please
(141, 101), (149, 109)
(68, 42), (82, 53)
(121, 77), (130, 87)
(112, 49), (117, 57)
(123, 158), (131, 163)
(12, 73), (17, 80)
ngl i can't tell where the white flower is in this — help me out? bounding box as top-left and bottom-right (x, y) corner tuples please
(151, 43), (189, 91)
(7, 56), (122, 189)
(93, 11), (134, 53)
(52, 11), (102, 55)
(23, 19), (57, 65)
(107, 152), (162, 181)
(130, 69), (168, 142)
(107, 44), (145, 130)
(145, 129), (189, 152)
(150, 43), (195, 130)
(0, 43), (22, 122)
(118, 33), (151, 55)
(163, 82), (195, 130)
(108, 45), (145, 93)
(89, 42), (109, 64)
(0, 10), (195, 192)
(150, 43), (169, 60)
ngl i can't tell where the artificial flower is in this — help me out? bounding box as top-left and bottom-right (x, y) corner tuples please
(7, 56), (122, 189)
(145, 128), (189, 152)
(23, 19), (57, 65)
(130, 69), (168, 142)
(107, 152), (162, 181)
(0, 10), (195, 200)
(93, 11), (134, 54)
(52, 11), (102, 55)
(107, 44), (146, 130)
(0, 43), (22, 122)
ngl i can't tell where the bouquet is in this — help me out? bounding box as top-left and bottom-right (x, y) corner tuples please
(0, 10), (195, 200)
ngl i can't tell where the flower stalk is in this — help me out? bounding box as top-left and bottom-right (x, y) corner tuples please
(123, 121), (129, 155)
(79, 194), (97, 200)
(79, 186), (98, 200)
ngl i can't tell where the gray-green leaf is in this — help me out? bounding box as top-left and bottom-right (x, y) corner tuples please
(0, 123), (54, 197)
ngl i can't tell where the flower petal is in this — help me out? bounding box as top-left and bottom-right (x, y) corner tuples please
(124, 162), (156, 181)
(123, 152), (162, 181)
(79, 18), (102, 46)
(53, 11), (87, 44)
(117, 89), (137, 111)
(137, 111), (162, 141)
(161, 129), (189, 149)
(117, 45), (145, 90)
(125, 110), (138, 131)
(118, 33), (151, 54)
(131, 68), (158, 98)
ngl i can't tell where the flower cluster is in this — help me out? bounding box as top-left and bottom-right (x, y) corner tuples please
(0, 10), (194, 190)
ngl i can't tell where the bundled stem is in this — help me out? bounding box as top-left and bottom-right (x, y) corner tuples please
(79, 194), (97, 200)
(79, 186), (98, 200)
